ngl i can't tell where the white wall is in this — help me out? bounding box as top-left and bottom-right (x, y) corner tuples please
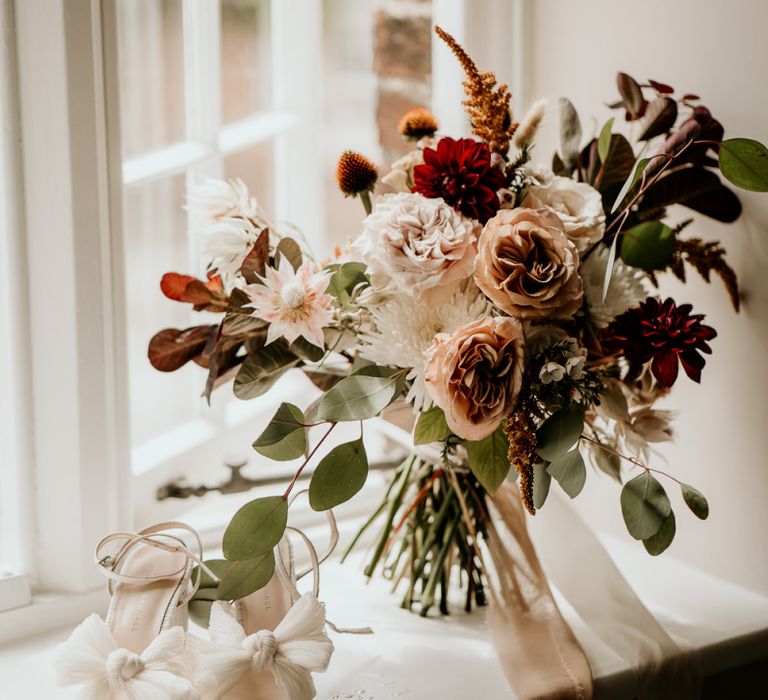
(457, 0), (768, 595)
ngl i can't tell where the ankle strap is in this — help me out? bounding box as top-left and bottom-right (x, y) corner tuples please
(287, 491), (339, 582)
(95, 521), (215, 605)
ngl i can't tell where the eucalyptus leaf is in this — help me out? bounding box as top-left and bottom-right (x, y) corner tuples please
(620, 221), (676, 270)
(317, 373), (398, 421)
(465, 425), (511, 493)
(222, 496), (288, 560)
(620, 472), (671, 540)
(252, 403), (307, 461)
(536, 408), (585, 461)
(195, 559), (230, 591)
(533, 462), (552, 510)
(217, 551), (275, 600)
(681, 483), (709, 520)
(309, 438), (369, 511)
(598, 118), (615, 163)
(233, 343), (299, 400)
(326, 262), (369, 304)
(289, 337), (325, 363)
(547, 448), (587, 498)
(643, 511), (676, 556)
(274, 237), (302, 271)
(718, 138), (768, 192)
(414, 406), (452, 445)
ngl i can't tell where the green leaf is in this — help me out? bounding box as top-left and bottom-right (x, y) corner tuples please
(643, 511), (676, 556)
(195, 559), (230, 592)
(317, 373), (398, 421)
(611, 151), (650, 214)
(719, 138), (768, 192)
(309, 438), (369, 510)
(601, 234), (619, 303)
(598, 117), (615, 163)
(465, 425), (511, 493)
(536, 408), (585, 461)
(413, 406), (452, 445)
(326, 262), (369, 304)
(533, 462), (552, 510)
(591, 447), (622, 482)
(217, 551), (275, 600)
(233, 343), (299, 400)
(252, 403), (307, 461)
(681, 483), (709, 520)
(289, 336), (325, 362)
(620, 221), (676, 271)
(222, 496), (288, 560)
(274, 237), (302, 271)
(620, 472), (671, 540)
(547, 448), (587, 498)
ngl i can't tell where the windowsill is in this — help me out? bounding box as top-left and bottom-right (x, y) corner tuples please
(2, 524), (768, 698)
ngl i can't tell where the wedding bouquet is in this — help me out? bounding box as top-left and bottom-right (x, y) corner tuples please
(149, 27), (768, 616)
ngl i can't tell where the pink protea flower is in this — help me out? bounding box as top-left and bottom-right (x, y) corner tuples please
(244, 258), (334, 349)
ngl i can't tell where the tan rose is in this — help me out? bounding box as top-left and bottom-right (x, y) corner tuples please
(474, 207), (583, 319)
(425, 316), (525, 441)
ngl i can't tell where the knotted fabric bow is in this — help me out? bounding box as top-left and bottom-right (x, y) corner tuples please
(193, 592), (334, 700)
(54, 614), (197, 699)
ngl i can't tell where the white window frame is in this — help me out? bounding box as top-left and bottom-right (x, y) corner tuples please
(121, 0), (325, 526)
(0, 0), (326, 643)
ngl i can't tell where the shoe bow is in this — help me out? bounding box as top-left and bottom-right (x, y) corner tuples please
(54, 614), (197, 699)
(193, 592), (334, 700)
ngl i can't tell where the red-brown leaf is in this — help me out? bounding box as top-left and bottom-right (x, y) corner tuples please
(241, 229), (270, 284)
(161, 273), (198, 301)
(148, 326), (215, 372)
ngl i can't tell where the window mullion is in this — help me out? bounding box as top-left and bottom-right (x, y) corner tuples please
(182, 0), (226, 427)
(270, 0), (324, 249)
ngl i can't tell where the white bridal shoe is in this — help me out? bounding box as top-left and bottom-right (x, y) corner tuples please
(192, 499), (357, 700)
(54, 521), (210, 699)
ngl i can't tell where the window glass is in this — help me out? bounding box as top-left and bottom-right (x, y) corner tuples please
(123, 175), (203, 447)
(221, 0), (272, 123)
(117, 0), (186, 159)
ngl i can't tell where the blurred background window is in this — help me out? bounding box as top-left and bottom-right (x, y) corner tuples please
(116, 0), (397, 519)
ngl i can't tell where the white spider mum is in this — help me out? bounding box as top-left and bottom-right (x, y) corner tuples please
(198, 216), (263, 288)
(186, 177), (265, 224)
(580, 245), (648, 328)
(359, 285), (491, 411)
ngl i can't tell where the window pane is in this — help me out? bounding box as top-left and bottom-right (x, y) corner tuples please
(221, 0), (272, 123)
(322, 0), (379, 248)
(123, 175), (202, 448)
(118, 0), (186, 159)
(223, 140), (274, 214)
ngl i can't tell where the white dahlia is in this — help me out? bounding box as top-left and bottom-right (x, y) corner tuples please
(580, 245), (647, 328)
(358, 284), (491, 411)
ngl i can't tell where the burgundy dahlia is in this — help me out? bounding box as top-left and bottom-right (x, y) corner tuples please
(413, 137), (505, 223)
(604, 297), (717, 387)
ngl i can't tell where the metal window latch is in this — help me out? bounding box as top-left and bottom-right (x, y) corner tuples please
(156, 455), (407, 502)
(156, 460), (272, 501)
